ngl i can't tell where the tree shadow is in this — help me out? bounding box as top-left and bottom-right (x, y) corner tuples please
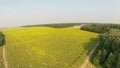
(83, 37), (99, 67)
(72, 37), (99, 65)
(83, 38), (98, 55)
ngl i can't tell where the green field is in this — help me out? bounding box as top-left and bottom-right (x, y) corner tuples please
(1, 27), (98, 68)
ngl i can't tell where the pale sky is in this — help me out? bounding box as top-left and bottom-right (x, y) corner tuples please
(0, 0), (120, 28)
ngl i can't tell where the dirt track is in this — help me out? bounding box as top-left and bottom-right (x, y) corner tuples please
(3, 46), (8, 68)
(80, 42), (100, 68)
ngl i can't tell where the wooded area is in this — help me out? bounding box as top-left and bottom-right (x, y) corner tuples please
(81, 24), (120, 68)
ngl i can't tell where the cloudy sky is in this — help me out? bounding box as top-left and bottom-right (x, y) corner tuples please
(0, 0), (120, 28)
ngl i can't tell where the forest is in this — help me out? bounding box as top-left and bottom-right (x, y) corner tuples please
(81, 24), (120, 68)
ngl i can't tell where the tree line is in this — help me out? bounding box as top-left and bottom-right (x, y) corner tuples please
(81, 24), (120, 33)
(22, 23), (81, 28)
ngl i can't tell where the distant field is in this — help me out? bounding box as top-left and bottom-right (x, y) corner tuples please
(2, 27), (98, 68)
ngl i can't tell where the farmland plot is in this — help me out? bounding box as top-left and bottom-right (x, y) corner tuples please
(2, 27), (98, 68)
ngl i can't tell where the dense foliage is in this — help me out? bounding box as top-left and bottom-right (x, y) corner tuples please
(23, 23), (81, 28)
(81, 24), (120, 33)
(91, 29), (120, 68)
